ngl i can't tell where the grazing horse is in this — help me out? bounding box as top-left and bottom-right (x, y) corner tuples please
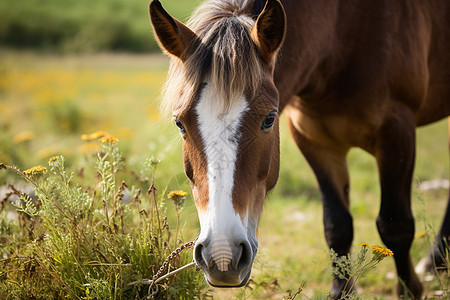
(149, 0), (450, 298)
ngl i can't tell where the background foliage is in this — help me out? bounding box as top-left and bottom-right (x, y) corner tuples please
(0, 0), (201, 53)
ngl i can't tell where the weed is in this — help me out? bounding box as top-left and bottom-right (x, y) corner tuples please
(0, 137), (209, 299)
(283, 281), (305, 300)
(328, 244), (393, 299)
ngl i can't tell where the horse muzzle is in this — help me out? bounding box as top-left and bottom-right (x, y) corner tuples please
(194, 236), (256, 287)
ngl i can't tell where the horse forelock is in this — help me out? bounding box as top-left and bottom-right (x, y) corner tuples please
(162, 0), (264, 115)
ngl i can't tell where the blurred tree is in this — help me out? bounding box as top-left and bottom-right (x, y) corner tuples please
(0, 0), (202, 52)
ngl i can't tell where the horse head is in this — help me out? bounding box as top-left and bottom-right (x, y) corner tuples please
(150, 0), (286, 287)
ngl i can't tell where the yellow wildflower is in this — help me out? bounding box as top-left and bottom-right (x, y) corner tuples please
(81, 131), (109, 141)
(370, 245), (393, 257)
(99, 135), (119, 143)
(168, 190), (188, 211)
(24, 165), (47, 176)
(48, 156), (59, 163)
(167, 190), (188, 199)
(12, 131), (35, 144)
(359, 243), (393, 261)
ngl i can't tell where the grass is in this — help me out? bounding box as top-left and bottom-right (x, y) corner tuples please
(0, 51), (448, 299)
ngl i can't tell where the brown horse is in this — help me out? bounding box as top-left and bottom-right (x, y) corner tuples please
(149, 0), (450, 298)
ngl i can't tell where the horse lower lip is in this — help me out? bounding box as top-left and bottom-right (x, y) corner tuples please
(206, 274), (241, 287)
(207, 280), (243, 288)
(206, 274), (249, 288)
(202, 262), (252, 288)
(208, 282), (246, 288)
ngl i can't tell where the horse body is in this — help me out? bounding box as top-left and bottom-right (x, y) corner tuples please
(279, 0), (450, 125)
(150, 0), (450, 298)
(275, 1), (450, 297)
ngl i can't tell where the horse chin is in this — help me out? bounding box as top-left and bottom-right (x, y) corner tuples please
(204, 267), (252, 288)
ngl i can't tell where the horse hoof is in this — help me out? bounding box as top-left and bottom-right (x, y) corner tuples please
(329, 278), (357, 300)
(396, 274), (423, 300)
(415, 255), (433, 275)
(416, 245), (449, 275)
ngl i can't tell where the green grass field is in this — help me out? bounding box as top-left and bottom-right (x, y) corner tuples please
(0, 51), (448, 299)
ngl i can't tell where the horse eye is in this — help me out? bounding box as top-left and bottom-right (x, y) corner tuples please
(261, 112), (277, 131)
(175, 119), (186, 134)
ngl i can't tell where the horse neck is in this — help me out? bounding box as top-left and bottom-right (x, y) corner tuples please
(275, 0), (342, 109)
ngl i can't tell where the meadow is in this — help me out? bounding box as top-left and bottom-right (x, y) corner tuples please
(0, 50), (448, 299)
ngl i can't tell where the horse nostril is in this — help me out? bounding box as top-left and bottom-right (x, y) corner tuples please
(196, 239), (253, 277)
(236, 243), (251, 271)
(194, 243), (209, 269)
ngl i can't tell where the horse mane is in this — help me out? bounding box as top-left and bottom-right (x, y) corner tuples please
(162, 0), (264, 115)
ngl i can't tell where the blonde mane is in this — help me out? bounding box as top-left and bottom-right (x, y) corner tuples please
(162, 0), (264, 115)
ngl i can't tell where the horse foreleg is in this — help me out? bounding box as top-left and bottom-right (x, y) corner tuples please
(287, 116), (353, 299)
(374, 108), (423, 299)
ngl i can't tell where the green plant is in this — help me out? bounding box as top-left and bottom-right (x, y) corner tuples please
(0, 137), (209, 299)
(329, 244), (393, 300)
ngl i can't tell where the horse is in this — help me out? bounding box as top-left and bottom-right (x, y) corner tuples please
(149, 0), (450, 298)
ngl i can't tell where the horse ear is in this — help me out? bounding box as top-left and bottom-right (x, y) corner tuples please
(253, 0), (266, 17)
(149, 0), (197, 60)
(251, 0), (286, 64)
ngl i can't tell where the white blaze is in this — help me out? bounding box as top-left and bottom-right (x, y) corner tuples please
(195, 82), (249, 270)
